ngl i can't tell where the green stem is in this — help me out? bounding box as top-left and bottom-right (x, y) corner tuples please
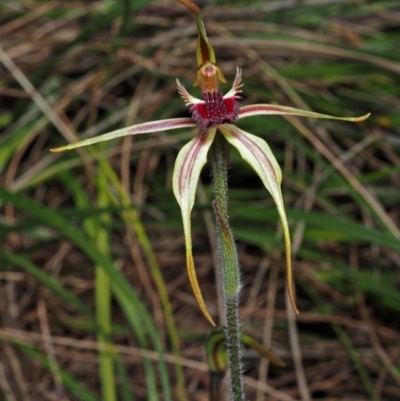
(209, 133), (244, 401)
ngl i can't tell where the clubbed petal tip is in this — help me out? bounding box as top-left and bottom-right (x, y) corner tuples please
(173, 128), (217, 326)
(218, 124), (299, 314)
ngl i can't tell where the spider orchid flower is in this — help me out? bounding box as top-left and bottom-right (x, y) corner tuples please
(50, 0), (370, 327)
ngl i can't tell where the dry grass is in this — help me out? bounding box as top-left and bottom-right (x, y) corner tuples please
(1, 1), (400, 400)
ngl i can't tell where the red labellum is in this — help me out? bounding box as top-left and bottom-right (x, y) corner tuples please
(191, 91), (240, 130)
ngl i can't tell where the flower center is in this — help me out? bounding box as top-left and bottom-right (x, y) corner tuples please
(190, 91), (240, 130)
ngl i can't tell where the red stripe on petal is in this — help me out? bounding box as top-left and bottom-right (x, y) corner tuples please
(179, 132), (208, 197)
(238, 105), (285, 119)
(228, 126), (279, 185)
(131, 118), (196, 134)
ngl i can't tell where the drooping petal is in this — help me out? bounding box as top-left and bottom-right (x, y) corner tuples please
(219, 124), (299, 314)
(173, 128), (217, 326)
(238, 104), (370, 122)
(50, 118), (196, 152)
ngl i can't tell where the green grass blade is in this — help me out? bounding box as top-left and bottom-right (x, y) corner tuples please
(98, 158), (186, 401)
(0, 187), (169, 401)
(115, 355), (135, 401)
(303, 285), (375, 400)
(95, 175), (116, 401)
(11, 341), (101, 401)
(0, 250), (92, 317)
(232, 205), (400, 253)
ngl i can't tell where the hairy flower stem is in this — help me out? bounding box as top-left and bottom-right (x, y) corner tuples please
(209, 133), (244, 401)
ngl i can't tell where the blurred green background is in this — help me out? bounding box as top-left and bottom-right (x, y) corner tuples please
(1, 1), (400, 400)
